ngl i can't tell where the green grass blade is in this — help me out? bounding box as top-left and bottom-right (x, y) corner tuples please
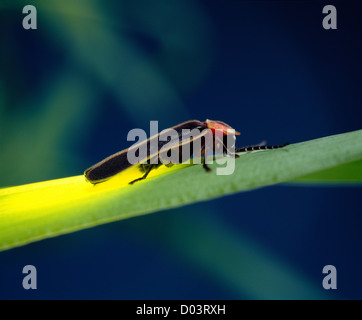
(0, 129), (362, 251)
(290, 158), (362, 184)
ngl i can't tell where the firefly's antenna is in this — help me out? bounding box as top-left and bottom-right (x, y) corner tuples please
(235, 142), (289, 153)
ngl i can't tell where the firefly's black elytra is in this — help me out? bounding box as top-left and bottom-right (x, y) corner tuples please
(84, 119), (289, 185)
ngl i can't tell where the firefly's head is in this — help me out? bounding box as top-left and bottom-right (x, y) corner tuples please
(204, 119), (240, 136)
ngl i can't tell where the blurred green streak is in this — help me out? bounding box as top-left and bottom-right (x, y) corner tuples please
(0, 78), (4, 123)
(38, 0), (212, 123)
(0, 71), (98, 186)
(141, 213), (329, 299)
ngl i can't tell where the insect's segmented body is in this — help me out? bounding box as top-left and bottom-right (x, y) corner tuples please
(84, 119), (289, 185)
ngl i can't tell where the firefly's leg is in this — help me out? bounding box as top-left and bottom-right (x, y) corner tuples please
(216, 135), (240, 158)
(221, 140), (240, 158)
(202, 156), (211, 172)
(129, 164), (155, 185)
(201, 145), (212, 172)
(223, 144), (240, 158)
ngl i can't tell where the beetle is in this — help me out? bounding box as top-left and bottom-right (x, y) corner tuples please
(84, 119), (289, 185)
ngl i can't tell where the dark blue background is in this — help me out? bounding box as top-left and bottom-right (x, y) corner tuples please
(0, 0), (361, 299)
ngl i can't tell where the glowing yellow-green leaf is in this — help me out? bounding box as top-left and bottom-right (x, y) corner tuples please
(1, 129), (362, 251)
